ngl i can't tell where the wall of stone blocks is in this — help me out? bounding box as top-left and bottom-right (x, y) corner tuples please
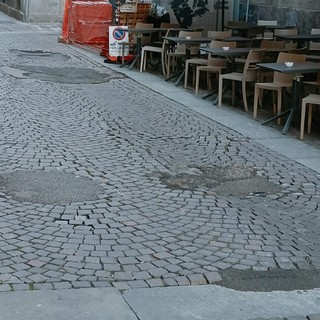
(240, 0), (320, 33)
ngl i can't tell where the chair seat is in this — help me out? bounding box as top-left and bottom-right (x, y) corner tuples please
(303, 93), (320, 104)
(255, 81), (292, 90)
(300, 94), (320, 140)
(221, 72), (243, 81)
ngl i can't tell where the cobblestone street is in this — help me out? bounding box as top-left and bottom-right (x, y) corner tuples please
(0, 18), (320, 293)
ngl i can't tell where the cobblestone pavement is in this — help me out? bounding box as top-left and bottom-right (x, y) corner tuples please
(0, 19), (320, 293)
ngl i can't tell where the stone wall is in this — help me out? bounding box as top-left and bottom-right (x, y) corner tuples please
(21, 0), (66, 22)
(240, 0), (320, 33)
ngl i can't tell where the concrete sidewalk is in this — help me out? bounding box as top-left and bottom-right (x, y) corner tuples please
(1, 285), (320, 320)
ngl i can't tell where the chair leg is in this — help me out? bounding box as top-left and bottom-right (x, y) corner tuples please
(140, 49), (145, 72)
(231, 81), (235, 106)
(300, 99), (307, 140)
(207, 71), (211, 93)
(122, 44), (125, 65)
(184, 61), (190, 88)
(253, 84), (259, 119)
(195, 67), (201, 96)
(307, 104), (313, 134)
(161, 51), (166, 76)
(218, 75), (223, 107)
(242, 81), (248, 112)
(276, 89), (282, 125)
(143, 50), (148, 71)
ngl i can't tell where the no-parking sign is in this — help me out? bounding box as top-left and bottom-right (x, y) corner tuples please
(109, 26), (129, 57)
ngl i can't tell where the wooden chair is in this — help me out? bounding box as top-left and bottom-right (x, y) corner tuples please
(300, 94), (320, 140)
(257, 20), (278, 39)
(310, 28), (320, 52)
(218, 49), (265, 112)
(183, 31), (232, 88)
(121, 22), (154, 65)
(253, 52), (306, 122)
(194, 41), (237, 95)
(274, 28), (298, 50)
(166, 31), (202, 79)
(207, 30), (232, 39)
(140, 29), (176, 75)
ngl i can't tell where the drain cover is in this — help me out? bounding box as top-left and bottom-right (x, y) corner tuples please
(159, 166), (283, 196)
(0, 171), (105, 204)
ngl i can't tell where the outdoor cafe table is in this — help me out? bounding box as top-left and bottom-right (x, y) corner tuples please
(275, 34), (320, 48)
(163, 36), (213, 86)
(120, 28), (167, 70)
(200, 47), (252, 100)
(256, 62), (320, 134)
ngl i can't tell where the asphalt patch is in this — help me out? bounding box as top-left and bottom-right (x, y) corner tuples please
(159, 166), (284, 197)
(10, 65), (120, 84)
(0, 171), (105, 204)
(220, 268), (320, 291)
(10, 49), (70, 62)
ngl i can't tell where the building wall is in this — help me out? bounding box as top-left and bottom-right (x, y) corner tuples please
(0, 0), (319, 33)
(238, 0), (320, 33)
(20, 0), (66, 22)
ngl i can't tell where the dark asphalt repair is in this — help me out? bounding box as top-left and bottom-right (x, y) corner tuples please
(220, 268), (320, 292)
(160, 165), (284, 197)
(0, 171), (105, 204)
(10, 65), (123, 84)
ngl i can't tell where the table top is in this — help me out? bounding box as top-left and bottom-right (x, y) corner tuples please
(125, 28), (167, 34)
(223, 36), (251, 42)
(275, 34), (320, 41)
(163, 36), (213, 45)
(257, 62), (320, 74)
(201, 47), (251, 57)
(225, 24), (292, 30)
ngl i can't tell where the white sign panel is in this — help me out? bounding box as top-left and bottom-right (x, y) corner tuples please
(109, 26), (129, 57)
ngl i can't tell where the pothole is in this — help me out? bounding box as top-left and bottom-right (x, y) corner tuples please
(220, 268), (320, 291)
(0, 171), (105, 204)
(9, 65), (120, 84)
(159, 166), (284, 196)
(10, 49), (70, 62)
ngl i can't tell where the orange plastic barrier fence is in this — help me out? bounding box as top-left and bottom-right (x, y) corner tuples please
(60, 0), (113, 48)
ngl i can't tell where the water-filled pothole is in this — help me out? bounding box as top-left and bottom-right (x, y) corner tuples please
(159, 166), (284, 197)
(0, 171), (105, 204)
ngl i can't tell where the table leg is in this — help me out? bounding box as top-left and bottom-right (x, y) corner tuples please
(281, 74), (303, 134)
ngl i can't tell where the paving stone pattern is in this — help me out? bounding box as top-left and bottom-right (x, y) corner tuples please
(0, 23), (320, 292)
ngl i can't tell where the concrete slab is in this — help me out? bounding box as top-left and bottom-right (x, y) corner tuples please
(124, 285), (320, 320)
(0, 288), (138, 320)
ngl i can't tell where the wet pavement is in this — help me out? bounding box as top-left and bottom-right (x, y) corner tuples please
(0, 11), (320, 320)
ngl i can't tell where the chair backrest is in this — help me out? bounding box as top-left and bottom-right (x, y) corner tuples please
(274, 28), (298, 49)
(160, 22), (180, 29)
(207, 30), (232, 39)
(209, 40), (237, 49)
(226, 20), (250, 28)
(288, 46), (308, 54)
(260, 39), (285, 48)
(243, 49), (265, 81)
(310, 28), (320, 50)
(134, 22), (154, 45)
(274, 28), (298, 37)
(176, 31), (202, 54)
(257, 20), (278, 26)
(246, 26), (265, 39)
(207, 41), (236, 66)
(273, 52), (306, 84)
